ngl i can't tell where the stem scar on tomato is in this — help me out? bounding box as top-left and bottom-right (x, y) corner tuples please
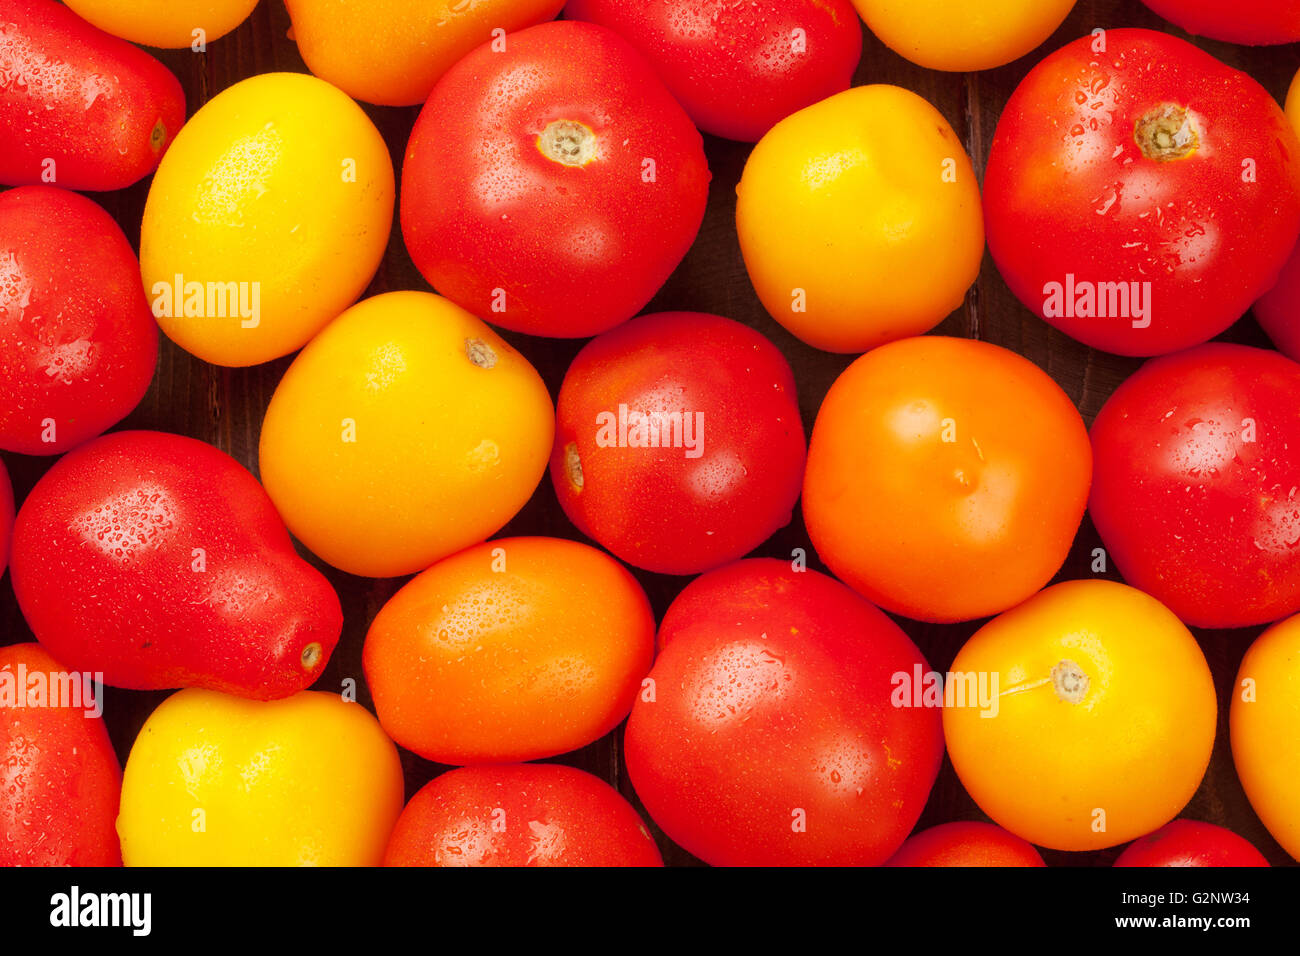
(537, 119), (597, 166)
(301, 642), (322, 671)
(1051, 658), (1090, 703)
(1135, 105), (1199, 161)
(464, 337), (497, 369)
(564, 441), (584, 491)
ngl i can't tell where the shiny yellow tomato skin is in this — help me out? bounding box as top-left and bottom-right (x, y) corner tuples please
(259, 292), (554, 579)
(736, 85), (983, 353)
(63, 0), (261, 48)
(116, 689), (404, 866)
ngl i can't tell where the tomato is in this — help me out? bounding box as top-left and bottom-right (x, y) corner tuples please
(285, 0), (566, 107)
(550, 312), (805, 576)
(259, 292), (554, 579)
(625, 559), (943, 866)
(62, 0), (259, 47)
(0, 0), (185, 191)
(0, 186), (157, 455)
(401, 21), (710, 338)
(364, 537), (654, 764)
(944, 580), (1216, 852)
(984, 28), (1300, 356)
(1090, 344), (1300, 629)
(884, 822), (1046, 867)
(10, 431), (342, 698)
(1253, 67), (1300, 361)
(1232, 614), (1300, 861)
(1113, 820), (1269, 867)
(383, 764), (663, 867)
(0, 457), (12, 578)
(117, 689), (404, 866)
(802, 336), (1090, 623)
(851, 0), (1076, 72)
(737, 85), (983, 353)
(1, 643), (122, 866)
(564, 0), (861, 142)
(1139, 0), (1300, 45)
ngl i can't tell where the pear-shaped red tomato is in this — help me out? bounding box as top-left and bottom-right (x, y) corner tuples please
(1114, 820), (1270, 867)
(11, 431), (342, 698)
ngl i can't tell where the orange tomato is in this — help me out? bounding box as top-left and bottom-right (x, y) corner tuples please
(363, 537), (654, 764)
(1231, 614), (1300, 861)
(802, 336), (1090, 623)
(944, 580), (1217, 852)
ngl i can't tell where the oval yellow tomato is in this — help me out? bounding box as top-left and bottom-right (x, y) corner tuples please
(943, 580), (1216, 852)
(259, 291), (554, 579)
(737, 85), (983, 353)
(851, 0), (1077, 72)
(1232, 615), (1300, 861)
(140, 72), (393, 367)
(63, 0), (260, 48)
(117, 689), (404, 866)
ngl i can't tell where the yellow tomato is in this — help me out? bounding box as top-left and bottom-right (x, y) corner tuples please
(63, 0), (260, 48)
(117, 689), (404, 866)
(943, 580), (1216, 852)
(1232, 615), (1300, 861)
(736, 85), (983, 353)
(851, 0), (1077, 72)
(259, 291), (554, 579)
(284, 0), (566, 107)
(140, 72), (393, 367)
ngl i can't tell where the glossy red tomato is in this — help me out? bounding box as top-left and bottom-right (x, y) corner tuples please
(401, 20), (710, 338)
(1254, 243), (1300, 361)
(1114, 820), (1270, 867)
(383, 764), (663, 867)
(626, 559), (944, 866)
(1140, 0), (1300, 45)
(884, 822), (1046, 867)
(0, 186), (158, 455)
(563, 0), (862, 142)
(550, 312), (805, 576)
(1090, 344), (1300, 629)
(984, 29), (1300, 356)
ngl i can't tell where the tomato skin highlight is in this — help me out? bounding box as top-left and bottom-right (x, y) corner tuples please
(0, 0), (185, 190)
(1139, 0), (1300, 45)
(984, 28), (1300, 356)
(550, 312), (805, 576)
(625, 559), (944, 866)
(564, 0), (862, 142)
(884, 822), (1046, 867)
(1114, 820), (1269, 867)
(401, 20), (710, 338)
(383, 764), (663, 867)
(10, 431), (342, 699)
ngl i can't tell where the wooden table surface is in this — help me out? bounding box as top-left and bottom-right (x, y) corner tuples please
(3, 0), (1298, 867)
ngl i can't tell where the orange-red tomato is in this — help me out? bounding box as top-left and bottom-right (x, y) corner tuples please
(1113, 820), (1269, 867)
(885, 822), (1046, 867)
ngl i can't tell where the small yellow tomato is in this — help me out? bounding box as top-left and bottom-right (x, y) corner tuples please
(140, 72), (393, 367)
(63, 0), (260, 48)
(1232, 615), (1300, 861)
(737, 85), (983, 353)
(259, 292), (554, 579)
(851, 0), (1077, 72)
(117, 689), (404, 866)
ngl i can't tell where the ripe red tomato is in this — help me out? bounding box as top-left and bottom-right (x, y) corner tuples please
(401, 21), (710, 338)
(884, 822), (1046, 867)
(1090, 344), (1300, 629)
(383, 764), (663, 867)
(550, 312), (805, 576)
(625, 559), (944, 866)
(1114, 820), (1270, 867)
(1140, 0), (1300, 45)
(984, 28), (1300, 356)
(0, 186), (158, 455)
(1254, 243), (1300, 361)
(563, 0), (862, 142)
(10, 431), (342, 698)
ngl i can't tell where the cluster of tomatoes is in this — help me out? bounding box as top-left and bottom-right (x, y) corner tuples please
(3, 0), (1300, 869)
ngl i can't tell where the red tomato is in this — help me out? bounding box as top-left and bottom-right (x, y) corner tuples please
(1, 643), (122, 866)
(1114, 820), (1270, 867)
(10, 431), (342, 698)
(984, 28), (1300, 356)
(0, 186), (158, 455)
(884, 822), (1046, 867)
(563, 0), (862, 142)
(0, 0), (185, 190)
(383, 764), (663, 867)
(1140, 0), (1300, 45)
(1253, 242), (1300, 361)
(0, 458), (11, 578)
(550, 312), (805, 576)
(626, 559), (944, 866)
(1090, 344), (1300, 629)
(401, 21), (710, 338)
